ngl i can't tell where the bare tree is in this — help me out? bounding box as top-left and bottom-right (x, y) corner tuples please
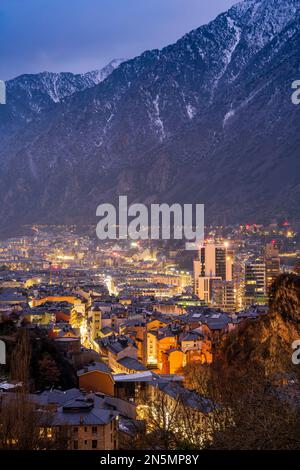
(184, 361), (300, 450)
(0, 329), (56, 450)
(136, 386), (216, 450)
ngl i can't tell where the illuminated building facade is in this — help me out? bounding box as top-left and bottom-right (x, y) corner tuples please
(193, 244), (233, 305)
(244, 261), (267, 306)
(264, 242), (280, 291)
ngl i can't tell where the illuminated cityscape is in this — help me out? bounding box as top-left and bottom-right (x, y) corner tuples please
(1, 0), (300, 458)
(0, 220), (299, 450)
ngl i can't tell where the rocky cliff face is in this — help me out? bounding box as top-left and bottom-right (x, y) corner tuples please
(0, 0), (299, 233)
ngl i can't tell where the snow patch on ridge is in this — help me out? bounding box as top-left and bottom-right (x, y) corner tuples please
(223, 108), (235, 127)
(210, 16), (241, 101)
(152, 95), (166, 141)
(186, 104), (196, 120)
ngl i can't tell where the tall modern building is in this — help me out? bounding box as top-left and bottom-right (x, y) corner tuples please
(244, 261), (267, 306)
(194, 244), (233, 281)
(210, 279), (236, 313)
(232, 257), (246, 310)
(264, 242), (280, 291)
(194, 275), (221, 304)
(194, 244), (233, 306)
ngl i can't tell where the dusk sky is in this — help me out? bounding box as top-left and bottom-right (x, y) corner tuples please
(0, 0), (237, 80)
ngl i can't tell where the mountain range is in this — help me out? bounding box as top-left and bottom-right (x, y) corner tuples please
(0, 0), (300, 235)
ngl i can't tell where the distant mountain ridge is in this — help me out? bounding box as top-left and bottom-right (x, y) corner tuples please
(1, 58), (125, 124)
(0, 0), (299, 234)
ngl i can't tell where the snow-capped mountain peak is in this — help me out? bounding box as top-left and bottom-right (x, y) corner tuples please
(83, 59), (125, 86)
(3, 58), (126, 121)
